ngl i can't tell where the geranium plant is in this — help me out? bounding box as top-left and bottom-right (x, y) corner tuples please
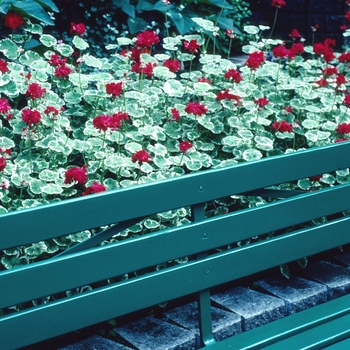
(1, 1), (350, 276)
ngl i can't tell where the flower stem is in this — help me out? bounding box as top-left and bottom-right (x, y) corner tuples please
(268, 8), (279, 41)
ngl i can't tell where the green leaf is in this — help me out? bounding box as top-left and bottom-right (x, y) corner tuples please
(39, 169), (58, 182)
(192, 17), (219, 32)
(39, 34), (57, 47)
(55, 43), (74, 57)
(113, 0), (135, 17)
(242, 149), (262, 161)
(127, 16), (148, 34)
(0, 38), (19, 60)
(82, 54), (103, 68)
(36, 0), (59, 12)
(280, 264), (290, 279)
(73, 35), (89, 50)
(0, 136), (15, 149)
(297, 179), (311, 190)
(1, 255), (29, 270)
(163, 80), (185, 97)
(143, 219), (160, 229)
(244, 25), (260, 35)
(41, 183), (63, 194)
(30, 179), (47, 194)
(12, 0), (54, 25)
(169, 8), (196, 35)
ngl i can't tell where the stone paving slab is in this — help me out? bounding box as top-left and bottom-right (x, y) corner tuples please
(303, 260), (350, 299)
(210, 286), (285, 331)
(114, 316), (195, 350)
(163, 301), (242, 342)
(58, 335), (131, 350)
(254, 275), (328, 315)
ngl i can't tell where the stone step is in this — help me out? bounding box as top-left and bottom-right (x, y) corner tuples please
(57, 256), (350, 350)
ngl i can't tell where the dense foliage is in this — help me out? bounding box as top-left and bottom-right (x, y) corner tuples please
(1, 1), (350, 282)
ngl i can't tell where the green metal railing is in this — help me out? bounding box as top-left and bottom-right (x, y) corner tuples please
(2, 142), (350, 349)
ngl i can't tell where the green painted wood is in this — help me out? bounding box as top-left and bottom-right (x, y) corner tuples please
(1, 184), (350, 309)
(2, 215), (350, 348)
(201, 293), (350, 349)
(1, 142), (350, 249)
(2, 184), (350, 309)
(323, 337), (350, 349)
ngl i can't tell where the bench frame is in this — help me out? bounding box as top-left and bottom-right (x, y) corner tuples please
(1, 142), (350, 349)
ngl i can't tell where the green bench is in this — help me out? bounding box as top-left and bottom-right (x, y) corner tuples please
(2, 141), (350, 349)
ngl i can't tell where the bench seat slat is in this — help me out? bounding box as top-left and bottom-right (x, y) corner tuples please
(203, 293), (350, 349)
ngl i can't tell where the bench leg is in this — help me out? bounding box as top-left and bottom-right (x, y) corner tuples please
(198, 288), (216, 347)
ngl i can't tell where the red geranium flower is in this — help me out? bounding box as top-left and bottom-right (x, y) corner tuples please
(273, 45), (289, 59)
(64, 165), (87, 184)
(0, 98), (11, 114)
(216, 90), (242, 105)
(338, 52), (350, 63)
(184, 39), (201, 54)
(245, 51), (265, 70)
(4, 12), (25, 30)
(54, 64), (72, 79)
(324, 49), (335, 63)
(106, 82), (123, 98)
(346, 12), (350, 22)
(185, 101), (208, 116)
(82, 182), (107, 196)
(130, 47), (150, 62)
(26, 83), (46, 100)
(179, 140), (193, 153)
(313, 43), (325, 55)
(336, 74), (347, 85)
(197, 77), (212, 84)
(135, 30), (160, 48)
(169, 108), (180, 121)
(131, 62), (156, 77)
(44, 106), (59, 116)
(21, 109), (41, 127)
(0, 59), (9, 74)
(254, 97), (269, 108)
(48, 54), (67, 67)
(288, 42), (304, 59)
(343, 94), (350, 108)
(272, 120), (293, 133)
(272, 0), (286, 8)
(335, 138), (349, 143)
(70, 22), (86, 36)
(336, 123), (350, 134)
(163, 59), (181, 72)
(132, 150), (151, 164)
(290, 29), (301, 39)
(224, 69), (243, 83)
(315, 78), (328, 87)
(0, 157), (6, 172)
(322, 67), (338, 76)
(93, 115), (113, 132)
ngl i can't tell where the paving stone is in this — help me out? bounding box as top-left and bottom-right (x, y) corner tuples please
(254, 275), (328, 315)
(210, 286), (285, 331)
(114, 316), (195, 350)
(58, 335), (131, 350)
(304, 260), (350, 299)
(163, 301), (242, 342)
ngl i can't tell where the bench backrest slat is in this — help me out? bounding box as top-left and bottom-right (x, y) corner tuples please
(1, 182), (350, 309)
(1, 142), (350, 250)
(1, 215), (350, 349)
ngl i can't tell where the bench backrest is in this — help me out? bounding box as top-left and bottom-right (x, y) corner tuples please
(1, 141), (350, 348)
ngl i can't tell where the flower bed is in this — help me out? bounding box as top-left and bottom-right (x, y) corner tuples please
(1, 2), (350, 272)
